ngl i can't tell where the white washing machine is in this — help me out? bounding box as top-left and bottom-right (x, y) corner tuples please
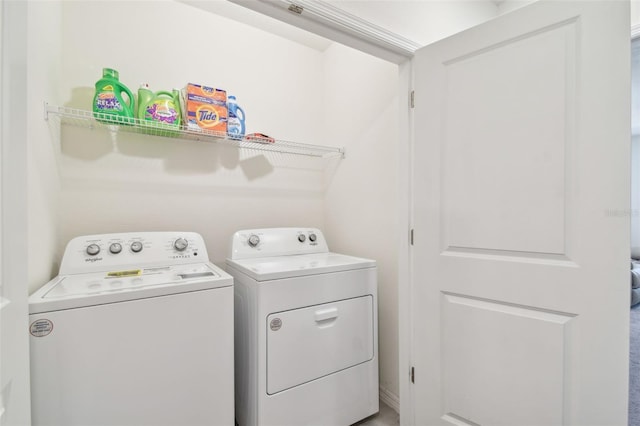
(29, 232), (234, 426)
(226, 228), (378, 426)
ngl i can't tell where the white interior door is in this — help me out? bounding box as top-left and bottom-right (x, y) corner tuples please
(0, 0), (31, 424)
(410, 1), (630, 425)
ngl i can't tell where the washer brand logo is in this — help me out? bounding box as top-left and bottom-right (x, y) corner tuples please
(30, 319), (53, 337)
(270, 318), (282, 331)
(85, 257), (103, 262)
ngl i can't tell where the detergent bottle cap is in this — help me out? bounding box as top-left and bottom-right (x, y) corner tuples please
(139, 83), (150, 89)
(103, 68), (119, 79)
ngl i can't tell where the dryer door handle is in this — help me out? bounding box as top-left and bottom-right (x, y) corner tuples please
(314, 307), (339, 323)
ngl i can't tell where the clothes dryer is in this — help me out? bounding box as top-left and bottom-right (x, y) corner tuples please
(226, 228), (378, 426)
(29, 232), (234, 426)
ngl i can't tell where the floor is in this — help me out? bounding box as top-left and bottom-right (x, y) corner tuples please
(353, 401), (399, 426)
(630, 303), (639, 426)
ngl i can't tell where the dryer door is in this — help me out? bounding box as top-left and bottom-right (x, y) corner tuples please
(266, 295), (374, 395)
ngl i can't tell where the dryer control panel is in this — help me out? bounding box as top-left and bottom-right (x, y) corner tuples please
(60, 232), (209, 275)
(229, 228), (329, 260)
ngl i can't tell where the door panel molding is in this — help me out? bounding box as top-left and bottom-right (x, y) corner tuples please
(441, 246), (578, 266)
(440, 18), (577, 256)
(442, 292), (575, 425)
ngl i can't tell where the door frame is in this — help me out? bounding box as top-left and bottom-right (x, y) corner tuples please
(1, 0), (32, 424)
(397, 58), (413, 424)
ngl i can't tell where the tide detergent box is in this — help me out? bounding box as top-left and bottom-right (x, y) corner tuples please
(182, 83), (227, 134)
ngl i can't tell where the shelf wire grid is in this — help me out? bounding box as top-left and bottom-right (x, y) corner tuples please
(45, 103), (345, 159)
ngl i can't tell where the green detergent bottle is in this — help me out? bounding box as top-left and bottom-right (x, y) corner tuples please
(137, 83), (153, 120)
(92, 68), (135, 124)
(137, 85), (182, 137)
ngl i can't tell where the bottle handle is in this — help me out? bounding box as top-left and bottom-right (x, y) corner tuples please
(236, 106), (245, 120)
(236, 106), (246, 135)
(120, 85), (135, 110)
(154, 90), (175, 98)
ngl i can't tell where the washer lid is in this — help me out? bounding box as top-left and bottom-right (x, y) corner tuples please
(29, 262), (232, 314)
(225, 252), (376, 281)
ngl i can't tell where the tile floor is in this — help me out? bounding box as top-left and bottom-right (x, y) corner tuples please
(353, 401), (399, 426)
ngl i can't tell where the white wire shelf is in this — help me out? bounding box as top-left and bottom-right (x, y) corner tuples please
(44, 103), (345, 159)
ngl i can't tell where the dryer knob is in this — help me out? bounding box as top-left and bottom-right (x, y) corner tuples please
(174, 238), (189, 252)
(248, 234), (260, 247)
(86, 243), (100, 256)
(130, 241), (143, 253)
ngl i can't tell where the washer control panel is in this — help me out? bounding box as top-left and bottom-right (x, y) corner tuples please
(60, 232), (209, 275)
(230, 228), (329, 260)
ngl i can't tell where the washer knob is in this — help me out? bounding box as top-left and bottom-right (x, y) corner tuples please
(109, 243), (122, 254)
(309, 233), (317, 242)
(174, 237), (189, 251)
(298, 234), (306, 243)
(248, 234), (260, 247)
(130, 241), (143, 253)
(86, 243), (100, 256)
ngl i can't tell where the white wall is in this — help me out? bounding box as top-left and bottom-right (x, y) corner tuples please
(27, 0), (62, 291)
(23, 1), (398, 412)
(52, 0), (329, 282)
(322, 43), (400, 406)
(31, 0), (405, 405)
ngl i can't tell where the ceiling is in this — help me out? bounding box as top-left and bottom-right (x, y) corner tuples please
(180, 0), (334, 51)
(181, 0), (516, 62)
(322, 0), (499, 45)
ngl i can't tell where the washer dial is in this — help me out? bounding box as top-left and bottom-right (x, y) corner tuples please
(248, 234), (260, 247)
(109, 243), (122, 254)
(174, 238), (189, 252)
(130, 241), (143, 253)
(86, 243), (100, 256)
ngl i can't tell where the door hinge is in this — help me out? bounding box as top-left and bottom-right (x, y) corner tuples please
(410, 91), (415, 108)
(410, 229), (414, 246)
(410, 366), (415, 383)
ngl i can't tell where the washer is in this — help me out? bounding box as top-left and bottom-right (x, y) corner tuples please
(226, 227), (378, 426)
(29, 232), (234, 426)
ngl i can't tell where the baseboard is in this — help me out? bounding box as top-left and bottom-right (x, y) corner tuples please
(379, 385), (400, 413)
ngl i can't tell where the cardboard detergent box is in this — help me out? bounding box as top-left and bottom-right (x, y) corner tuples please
(182, 83), (227, 134)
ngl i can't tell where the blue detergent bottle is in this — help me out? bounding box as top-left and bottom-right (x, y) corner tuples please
(227, 95), (245, 140)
